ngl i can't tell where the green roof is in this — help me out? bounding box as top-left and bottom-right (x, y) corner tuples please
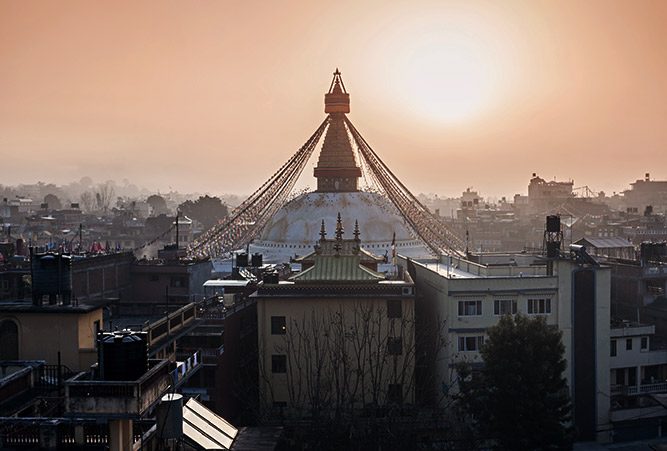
(290, 255), (385, 283)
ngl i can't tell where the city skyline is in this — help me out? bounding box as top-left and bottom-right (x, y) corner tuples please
(2, 0), (667, 198)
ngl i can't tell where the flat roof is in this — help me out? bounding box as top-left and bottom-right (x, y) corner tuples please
(0, 299), (108, 314)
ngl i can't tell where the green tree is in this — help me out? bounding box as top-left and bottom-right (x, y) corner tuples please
(178, 195), (228, 229)
(456, 314), (572, 450)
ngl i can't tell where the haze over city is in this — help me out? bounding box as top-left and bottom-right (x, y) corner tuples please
(2, 0), (667, 198)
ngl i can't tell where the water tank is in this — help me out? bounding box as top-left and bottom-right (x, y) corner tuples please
(546, 215), (561, 233)
(236, 253), (248, 267)
(156, 393), (183, 440)
(98, 331), (148, 381)
(263, 271), (279, 284)
(251, 253), (263, 267)
(30, 252), (72, 306)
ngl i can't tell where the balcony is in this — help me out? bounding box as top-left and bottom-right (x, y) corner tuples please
(612, 382), (667, 396)
(65, 359), (172, 418)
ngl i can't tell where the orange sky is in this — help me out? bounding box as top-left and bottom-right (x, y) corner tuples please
(1, 0), (667, 198)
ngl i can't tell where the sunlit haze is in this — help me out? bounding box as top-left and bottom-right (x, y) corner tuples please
(2, 0), (667, 198)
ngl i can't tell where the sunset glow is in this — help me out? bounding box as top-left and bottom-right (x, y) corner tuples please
(1, 1), (667, 197)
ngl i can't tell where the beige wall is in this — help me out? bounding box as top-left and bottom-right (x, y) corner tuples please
(257, 295), (415, 416)
(0, 308), (103, 371)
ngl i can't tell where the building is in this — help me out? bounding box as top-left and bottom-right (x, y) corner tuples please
(622, 173), (667, 214)
(253, 217), (416, 419)
(609, 320), (667, 441)
(0, 299), (104, 371)
(407, 248), (612, 442)
(575, 237), (636, 261)
(131, 246), (212, 314)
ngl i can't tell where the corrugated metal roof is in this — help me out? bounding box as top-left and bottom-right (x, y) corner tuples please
(183, 398), (238, 450)
(577, 237), (634, 249)
(290, 255), (384, 282)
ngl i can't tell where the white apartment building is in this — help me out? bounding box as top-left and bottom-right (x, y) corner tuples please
(407, 253), (611, 443)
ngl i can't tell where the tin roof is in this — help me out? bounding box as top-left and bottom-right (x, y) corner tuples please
(290, 255), (384, 283)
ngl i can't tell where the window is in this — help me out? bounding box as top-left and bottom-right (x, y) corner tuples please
(458, 300), (482, 316)
(458, 335), (485, 352)
(610, 340), (617, 357)
(271, 355), (287, 373)
(271, 316), (286, 335)
(641, 337), (649, 350)
(170, 276), (188, 288)
(387, 337), (403, 355)
(494, 299), (517, 315)
(626, 338), (632, 351)
(387, 384), (402, 404)
(387, 299), (402, 318)
(0, 320), (19, 360)
(527, 298), (551, 314)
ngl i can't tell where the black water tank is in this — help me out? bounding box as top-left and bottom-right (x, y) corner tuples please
(546, 215), (560, 233)
(263, 272), (279, 284)
(236, 253), (248, 267)
(31, 252), (73, 306)
(251, 253), (263, 267)
(98, 331), (148, 381)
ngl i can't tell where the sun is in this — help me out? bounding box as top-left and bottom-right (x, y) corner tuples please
(402, 42), (494, 123)
(367, 7), (506, 126)
(395, 32), (498, 124)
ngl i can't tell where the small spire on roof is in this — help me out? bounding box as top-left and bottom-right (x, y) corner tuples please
(320, 220), (327, 241)
(335, 213), (344, 241)
(353, 220), (360, 241)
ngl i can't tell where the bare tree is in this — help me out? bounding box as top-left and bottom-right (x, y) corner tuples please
(257, 301), (429, 448)
(95, 181), (115, 213)
(79, 191), (95, 213)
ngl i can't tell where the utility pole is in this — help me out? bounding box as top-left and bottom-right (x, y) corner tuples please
(175, 211), (179, 250)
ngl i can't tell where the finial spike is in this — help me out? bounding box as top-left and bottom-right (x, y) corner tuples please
(353, 220), (360, 241)
(335, 212), (344, 240)
(320, 220), (327, 241)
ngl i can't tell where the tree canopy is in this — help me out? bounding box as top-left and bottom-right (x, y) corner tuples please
(178, 195), (228, 230)
(146, 194), (168, 216)
(43, 193), (62, 210)
(456, 314), (572, 450)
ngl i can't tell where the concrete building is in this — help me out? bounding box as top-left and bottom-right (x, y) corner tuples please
(407, 251), (611, 442)
(253, 217), (416, 418)
(609, 321), (667, 441)
(622, 173), (667, 215)
(0, 284), (105, 372)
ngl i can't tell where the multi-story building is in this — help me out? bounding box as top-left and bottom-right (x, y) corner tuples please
(609, 321), (667, 441)
(253, 218), (416, 418)
(407, 250), (612, 442)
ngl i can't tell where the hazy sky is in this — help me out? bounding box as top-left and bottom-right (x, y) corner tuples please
(2, 0), (667, 198)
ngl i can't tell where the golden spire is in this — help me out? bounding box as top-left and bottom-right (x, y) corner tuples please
(315, 69), (361, 192)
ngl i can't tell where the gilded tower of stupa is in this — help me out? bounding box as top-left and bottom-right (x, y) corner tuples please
(313, 69), (362, 192)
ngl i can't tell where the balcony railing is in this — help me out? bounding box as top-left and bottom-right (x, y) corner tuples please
(65, 359), (172, 417)
(612, 382), (667, 396)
